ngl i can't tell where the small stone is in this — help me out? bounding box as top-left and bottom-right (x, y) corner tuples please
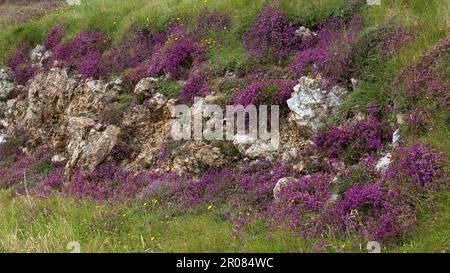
(52, 154), (67, 163)
(392, 129), (401, 147)
(293, 161), (305, 172)
(376, 153), (392, 171)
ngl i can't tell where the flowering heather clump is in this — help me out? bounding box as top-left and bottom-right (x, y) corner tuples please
(384, 143), (447, 192)
(67, 162), (139, 200)
(52, 31), (111, 78)
(147, 27), (205, 80)
(233, 79), (297, 106)
(350, 22), (413, 81)
(43, 24), (65, 50)
(5, 40), (35, 83)
(243, 5), (301, 60)
(179, 70), (210, 103)
(233, 160), (295, 209)
(38, 166), (64, 195)
(396, 38), (450, 108)
(406, 107), (433, 133)
(194, 7), (230, 34)
(0, 146), (53, 192)
(78, 51), (109, 79)
(290, 16), (363, 88)
(270, 173), (333, 238)
(108, 28), (166, 73)
(313, 113), (392, 163)
(332, 182), (416, 243)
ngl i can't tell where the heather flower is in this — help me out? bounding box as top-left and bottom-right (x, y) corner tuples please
(44, 24), (65, 50)
(383, 142), (447, 192)
(290, 16), (363, 88)
(147, 27), (205, 80)
(78, 51), (109, 79)
(350, 22), (413, 82)
(5, 40), (35, 84)
(178, 69), (210, 103)
(52, 31), (111, 76)
(233, 79), (297, 106)
(108, 28), (166, 73)
(332, 182), (416, 242)
(270, 173), (333, 238)
(313, 112), (392, 163)
(243, 5), (301, 60)
(395, 38), (450, 109)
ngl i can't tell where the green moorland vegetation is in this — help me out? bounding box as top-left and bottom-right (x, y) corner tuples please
(0, 0), (448, 252)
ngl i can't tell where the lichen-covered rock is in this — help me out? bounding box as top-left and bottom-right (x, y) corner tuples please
(0, 68), (15, 100)
(65, 116), (120, 179)
(78, 125), (121, 171)
(134, 77), (159, 102)
(287, 76), (347, 133)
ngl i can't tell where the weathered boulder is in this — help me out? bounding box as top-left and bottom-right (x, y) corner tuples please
(0, 68), (14, 100)
(134, 77), (159, 102)
(65, 116), (120, 179)
(287, 76), (347, 133)
(78, 125), (121, 171)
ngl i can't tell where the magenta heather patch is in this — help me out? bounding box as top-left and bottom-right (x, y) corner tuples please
(396, 38), (450, 108)
(194, 7), (230, 34)
(78, 51), (109, 79)
(270, 173), (334, 238)
(52, 31), (111, 77)
(243, 5), (301, 60)
(179, 70), (210, 103)
(290, 16), (363, 88)
(332, 182), (416, 242)
(233, 79), (297, 106)
(313, 114), (392, 163)
(44, 25), (65, 50)
(384, 142), (447, 192)
(108, 28), (166, 73)
(147, 27), (205, 80)
(5, 40), (35, 84)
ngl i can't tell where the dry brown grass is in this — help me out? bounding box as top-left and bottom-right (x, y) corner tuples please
(0, 0), (64, 28)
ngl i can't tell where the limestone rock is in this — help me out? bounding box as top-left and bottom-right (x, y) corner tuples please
(287, 77), (347, 134)
(65, 119), (120, 179)
(134, 77), (159, 102)
(0, 68), (14, 100)
(375, 153), (392, 172)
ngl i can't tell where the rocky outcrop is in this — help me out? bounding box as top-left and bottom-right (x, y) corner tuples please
(134, 77), (160, 102)
(0, 68), (15, 100)
(287, 76), (347, 133)
(65, 116), (120, 179)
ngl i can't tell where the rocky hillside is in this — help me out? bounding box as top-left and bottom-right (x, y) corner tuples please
(0, 0), (448, 252)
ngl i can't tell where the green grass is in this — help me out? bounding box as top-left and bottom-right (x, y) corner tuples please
(0, 189), (448, 253)
(0, 190), (312, 252)
(392, 192), (450, 253)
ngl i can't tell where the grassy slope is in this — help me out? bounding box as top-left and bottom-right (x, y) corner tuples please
(0, 0), (448, 252)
